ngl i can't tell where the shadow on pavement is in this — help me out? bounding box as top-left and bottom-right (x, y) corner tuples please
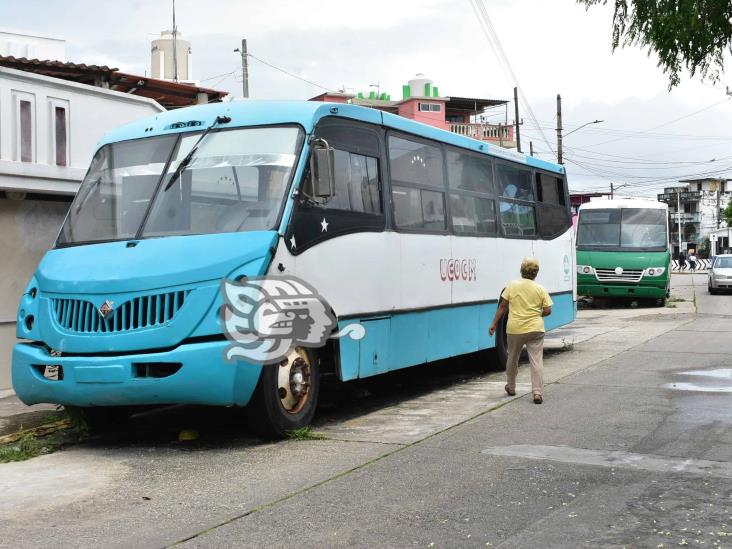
(77, 349), (503, 451)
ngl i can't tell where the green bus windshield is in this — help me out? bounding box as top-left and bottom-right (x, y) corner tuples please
(577, 208), (667, 251)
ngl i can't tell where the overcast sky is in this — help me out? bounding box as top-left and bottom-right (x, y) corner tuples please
(4, 0), (732, 196)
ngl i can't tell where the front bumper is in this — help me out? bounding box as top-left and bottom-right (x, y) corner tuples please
(578, 282), (668, 298)
(710, 278), (732, 290)
(12, 340), (263, 408)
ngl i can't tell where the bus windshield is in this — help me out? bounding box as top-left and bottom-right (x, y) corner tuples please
(577, 208), (667, 251)
(57, 126), (303, 245)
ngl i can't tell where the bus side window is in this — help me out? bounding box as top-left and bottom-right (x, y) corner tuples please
(388, 134), (446, 232)
(495, 161), (535, 238)
(536, 172), (571, 238)
(445, 148), (496, 236)
(320, 149), (382, 214)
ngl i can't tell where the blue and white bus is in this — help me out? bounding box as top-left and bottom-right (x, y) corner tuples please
(12, 101), (576, 436)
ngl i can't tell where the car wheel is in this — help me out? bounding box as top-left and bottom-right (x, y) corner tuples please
(246, 347), (320, 438)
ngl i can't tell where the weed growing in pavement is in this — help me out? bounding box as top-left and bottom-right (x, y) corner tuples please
(561, 338), (575, 352)
(0, 431), (63, 463)
(667, 297), (686, 302)
(285, 426), (328, 441)
(62, 406), (92, 437)
(666, 303), (677, 308)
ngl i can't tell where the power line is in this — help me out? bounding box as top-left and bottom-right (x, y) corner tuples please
(468, 0), (553, 153)
(581, 98), (730, 147)
(200, 69), (238, 83)
(246, 52), (334, 92)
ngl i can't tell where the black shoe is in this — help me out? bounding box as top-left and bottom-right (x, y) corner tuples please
(533, 394), (543, 404)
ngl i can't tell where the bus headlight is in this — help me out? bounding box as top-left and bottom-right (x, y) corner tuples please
(645, 267), (666, 276)
(576, 265), (594, 275)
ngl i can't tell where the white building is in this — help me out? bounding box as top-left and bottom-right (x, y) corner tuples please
(658, 178), (731, 255)
(0, 50), (165, 392)
(0, 28), (66, 61)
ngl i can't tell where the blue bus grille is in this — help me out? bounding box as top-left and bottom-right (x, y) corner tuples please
(51, 290), (191, 334)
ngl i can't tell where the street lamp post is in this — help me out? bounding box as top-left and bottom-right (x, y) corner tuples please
(563, 119), (604, 138)
(610, 182), (630, 199)
(556, 117), (604, 164)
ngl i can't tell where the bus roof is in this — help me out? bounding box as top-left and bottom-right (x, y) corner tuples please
(98, 100), (565, 175)
(578, 199), (668, 212)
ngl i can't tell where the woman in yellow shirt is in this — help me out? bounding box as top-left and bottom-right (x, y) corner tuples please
(489, 257), (553, 404)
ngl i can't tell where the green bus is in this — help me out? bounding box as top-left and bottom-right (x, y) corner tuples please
(576, 199), (670, 304)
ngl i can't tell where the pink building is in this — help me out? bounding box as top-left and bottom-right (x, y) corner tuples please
(310, 74), (516, 149)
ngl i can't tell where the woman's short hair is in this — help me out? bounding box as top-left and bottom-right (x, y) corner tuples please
(520, 257), (540, 279)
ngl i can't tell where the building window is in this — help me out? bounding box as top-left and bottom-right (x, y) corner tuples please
(418, 103), (441, 112)
(49, 99), (70, 167)
(19, 101), (33, 162)
(12, 91), (36, 163)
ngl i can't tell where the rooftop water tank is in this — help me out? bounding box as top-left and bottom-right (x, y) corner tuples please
(408, 73), (433, 98)
(151, 30), (192, 81)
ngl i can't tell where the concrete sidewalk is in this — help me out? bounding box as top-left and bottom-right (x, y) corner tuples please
(0, 395), (56, 438)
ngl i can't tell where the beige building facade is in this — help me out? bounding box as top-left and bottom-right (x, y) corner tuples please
(0, 65), (163, 390)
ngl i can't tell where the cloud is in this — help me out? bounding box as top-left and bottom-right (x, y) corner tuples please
(4, 0), (731, 193)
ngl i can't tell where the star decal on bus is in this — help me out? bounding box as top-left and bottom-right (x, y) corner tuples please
(321, 218), (329, 232)
(289, 235), (296, 249)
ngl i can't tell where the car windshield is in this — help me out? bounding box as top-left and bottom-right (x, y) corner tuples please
(57, 126), (303, 245)
(715, 257), (732, 268)
(577, 208), (667, 250)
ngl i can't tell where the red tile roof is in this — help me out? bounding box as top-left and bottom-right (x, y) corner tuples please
(0, 56), (228, 109)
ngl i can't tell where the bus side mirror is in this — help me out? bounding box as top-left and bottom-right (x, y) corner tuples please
(309, 138), (335, 199)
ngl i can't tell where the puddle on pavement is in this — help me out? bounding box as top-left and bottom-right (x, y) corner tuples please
(663, 382), (732, 393)
(679, 368), (732, 379)
(664, 368), (732, 393)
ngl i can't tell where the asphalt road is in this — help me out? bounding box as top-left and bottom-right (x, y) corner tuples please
(1, 274), (731, 548)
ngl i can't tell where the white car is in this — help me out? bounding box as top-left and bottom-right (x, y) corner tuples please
(708, 254), (732, 294)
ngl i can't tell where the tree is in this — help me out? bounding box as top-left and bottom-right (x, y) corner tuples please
(724, 199), (732, 226)
(577, 0), (732, 88)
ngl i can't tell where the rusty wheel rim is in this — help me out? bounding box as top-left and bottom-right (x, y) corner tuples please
(277, 347), (312, 415)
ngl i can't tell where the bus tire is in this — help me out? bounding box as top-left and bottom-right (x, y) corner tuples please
(247, 347), (320, 438)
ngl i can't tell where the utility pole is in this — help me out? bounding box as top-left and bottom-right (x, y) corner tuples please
(235, 39), (249, 98)
(610, 182), (614, 199)
(529, 141), (534, 156)
(172, 0), (178, 82)
(513, 86), (521, 153)
(717, 183), (722, 228)
(677, 190), (683, 255)
(498, 123), (504, 147)
(556, 94), (563, 165)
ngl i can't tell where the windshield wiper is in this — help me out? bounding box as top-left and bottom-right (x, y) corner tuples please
(74, 176), (102, 214)
(163, 115), (231, 192)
